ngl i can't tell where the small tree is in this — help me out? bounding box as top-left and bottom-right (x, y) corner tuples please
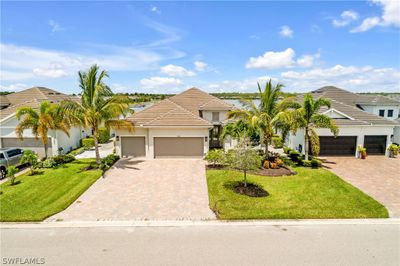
(7, 166), (19, 185)
(20, 150), (38, 175)
(230, 139), (261, 187)
(204, 149), (225, 167)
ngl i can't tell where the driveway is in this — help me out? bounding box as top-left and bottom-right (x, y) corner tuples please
(47, 158), (215, 221)
(322, 156), (400, 218)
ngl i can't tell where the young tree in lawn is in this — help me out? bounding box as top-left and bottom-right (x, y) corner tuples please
(7, 166), (19, 185)
(19, 150), (38, 175)
(16, 101), (70, 158)
(229, 138), (261, 187)
(62, 64), (134, 164)
(290, 93), (339, 160)
(227, 79), (299, 157)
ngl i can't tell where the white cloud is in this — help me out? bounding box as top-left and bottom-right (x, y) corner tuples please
(194, 61), (208, 71)
(150, 6), (161, 14)
(140, 76), (182, 89)
(296, 55), (314, 68)
(332, 10), (359, 27)
(246, 48), (296, 69)
(48, 20), (64, 32)
(351, 0), (400, 32)
(0, 83), (28, 92)
(160, 64), (195, 77)
(279, 25), (294, 38)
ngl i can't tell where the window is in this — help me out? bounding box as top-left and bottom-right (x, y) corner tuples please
(212, 112), (220, 122)
(6, 149), (18, 157)
(388, 110), (393, 117)
(0, 153), (4, 159)
(379, 109), (385, 117)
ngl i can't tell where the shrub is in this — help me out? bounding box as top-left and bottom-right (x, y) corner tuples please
(275, 158), (284, 167)
(100, 154), (120, 171)
(311, 159), (322, 168)
(53, 154), (75, 165)
(283, 147), (292, 154)
(263, 160), (270, 169)
(98, 127), (110, 144)
(205, 149), (226, 167)
(282, 157), (295, 167)
(82, 138), (95, 149)
(302, 160), (312, 167)
(7, 166), (19, 185)
(272, 136), (283, 149)
(19, 150), (38, 175)
(69, 147), (85, 156)
(289, 151), (301, 162)
(38, 158), (58, 168)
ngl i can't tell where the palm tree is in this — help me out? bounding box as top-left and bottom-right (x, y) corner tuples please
(62, 64), (133, 164)
(16, 101), (70, 158)
(227, 79), (299, 157)
(290, 93), (339, 160)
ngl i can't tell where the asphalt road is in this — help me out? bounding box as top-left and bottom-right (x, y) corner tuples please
(1, 223), (399, 266)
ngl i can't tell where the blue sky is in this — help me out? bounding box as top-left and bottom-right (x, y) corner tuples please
(1, 1), (399, 94)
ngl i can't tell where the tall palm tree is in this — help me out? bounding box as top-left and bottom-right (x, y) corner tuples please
(62, 64), (133, 164)
(16, 101), (70, 158)
(227, 79), (299, 157)
(290, 93), (339, 160)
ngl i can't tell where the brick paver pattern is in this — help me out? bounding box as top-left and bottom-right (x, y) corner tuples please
(322, 156), (400, 218)
(48, 158), (215, 221)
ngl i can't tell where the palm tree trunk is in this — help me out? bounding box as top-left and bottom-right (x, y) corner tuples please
(304, 127), (309, 161)
(93, 127), (101, 164)
(44, 142), (48, 159)
(264, 135), (269, 158)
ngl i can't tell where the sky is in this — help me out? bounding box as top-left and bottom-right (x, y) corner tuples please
(1, 0), (399, 94)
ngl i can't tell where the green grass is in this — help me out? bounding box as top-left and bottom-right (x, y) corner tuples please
(68, 147), (86, 156)
(207, 167), (389, 219)
(0, 159), (102, 222)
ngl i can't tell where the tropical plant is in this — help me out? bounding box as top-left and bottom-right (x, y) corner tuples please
(19, 150), (38, 175)
(7, 166), (19, 185)
(16, 101), (70, 158)
(62, 64), (133, 164)
(205, 149), (226, 167)
(227, 79), (299, 157)
(220, 119), (259, 144)
(229, 138), (262, 187)
(387, 144), (399, 158)
(289, 93), (339, 160)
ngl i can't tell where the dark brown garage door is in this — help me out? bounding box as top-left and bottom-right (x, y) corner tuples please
(154, 137), (204, 158)
(319, 136), (357, 156)
(121, 137), (145, 157)
(364, 135), (386, 155)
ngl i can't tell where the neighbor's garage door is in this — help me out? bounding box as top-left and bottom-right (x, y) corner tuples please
(121, 136), (145, 157)
(1, 137), (51, 148)
(319, 136), (357, 156)
(154, 137), (204, 158)
(364, 135), (386, 155)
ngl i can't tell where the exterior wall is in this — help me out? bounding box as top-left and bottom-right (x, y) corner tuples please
(202, 110), (229, 123)
(286, 126), (395, 157)
(114, 127), (210, 159)
(393, 126), (400, 145)
(54, 126), (86, 154)
(359, 104), (400, 120)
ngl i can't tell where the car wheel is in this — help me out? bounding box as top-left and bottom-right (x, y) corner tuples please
(0, 168), (6, 180)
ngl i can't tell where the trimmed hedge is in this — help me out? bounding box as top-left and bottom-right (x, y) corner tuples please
(53, 154), (75, 165)
(100, 154), (120, 171)
(82, 138), (95, 149)
(98, 127), (110, 144)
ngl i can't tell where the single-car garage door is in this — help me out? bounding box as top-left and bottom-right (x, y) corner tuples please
(364, 135), (386, 155)
(1, 137), (51, 148)
(154, 137), (204, 158)
(121, 137), (145, 157)
(319, 136), (357, 156)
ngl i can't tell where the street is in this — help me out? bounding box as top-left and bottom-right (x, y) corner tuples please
(1, 221), (399, 266)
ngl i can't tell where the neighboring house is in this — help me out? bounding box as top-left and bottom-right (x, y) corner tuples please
(114, 88), (234, 159)
(0, 87), (89, 157)
(286, 86), (400, 157)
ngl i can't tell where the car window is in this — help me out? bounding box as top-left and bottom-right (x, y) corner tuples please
(0, 153), (4, 159)
(6, 149), (18, 157)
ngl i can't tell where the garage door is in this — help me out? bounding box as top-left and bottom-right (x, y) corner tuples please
(121, 137), (145, 157)
(1, 137), (51, 148)
(154, 137), (204, 158)
(364, 135), (386, 155)
(319, 136), (357, 156)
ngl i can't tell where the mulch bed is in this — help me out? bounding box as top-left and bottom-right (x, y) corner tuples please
(234, 182), (269, 197)
(250, 166), (296, 177)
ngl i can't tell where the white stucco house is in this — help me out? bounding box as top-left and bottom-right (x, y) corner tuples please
(114, 88), (235, 159)
(0, 87), (89, 157)
(286, 86), (400, 157)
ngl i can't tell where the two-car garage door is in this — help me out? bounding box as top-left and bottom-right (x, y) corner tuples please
(318, 135), (387, 156)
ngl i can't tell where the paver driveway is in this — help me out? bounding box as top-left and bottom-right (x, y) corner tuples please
(48, 158), (215, 221)
(322, 156), (400, 218)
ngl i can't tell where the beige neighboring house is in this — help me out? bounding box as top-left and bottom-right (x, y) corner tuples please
(0, 87), (89, 157)
(114, 87), (235, 159)
(287, 86), (400, 157)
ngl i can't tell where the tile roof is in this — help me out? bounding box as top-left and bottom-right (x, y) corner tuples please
(125, 88), (233, 127)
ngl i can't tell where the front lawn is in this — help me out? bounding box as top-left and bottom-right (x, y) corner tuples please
(207, 167), (388, 219)
(0, 159), (102, 222)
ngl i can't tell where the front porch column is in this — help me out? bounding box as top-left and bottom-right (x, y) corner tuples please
(355, 135), (364, 158)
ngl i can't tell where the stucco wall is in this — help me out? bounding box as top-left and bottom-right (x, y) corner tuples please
(202, 110), (229, 123)
(359, 104), (400, 120)
(115, 127), (210, 159)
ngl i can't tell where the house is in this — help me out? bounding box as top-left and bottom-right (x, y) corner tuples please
(286, 86), (400, 157)
(0, 87), (89, 157)
(114, 88), (235, 159)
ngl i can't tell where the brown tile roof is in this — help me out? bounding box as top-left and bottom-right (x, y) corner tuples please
(0, 99), (41, 120)
(126, 98), (212, 127)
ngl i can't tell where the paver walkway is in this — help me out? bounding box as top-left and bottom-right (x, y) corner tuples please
(322, 156), (400, 218)
(47, 158), (215, 221)
(75, 141), (114, 159)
